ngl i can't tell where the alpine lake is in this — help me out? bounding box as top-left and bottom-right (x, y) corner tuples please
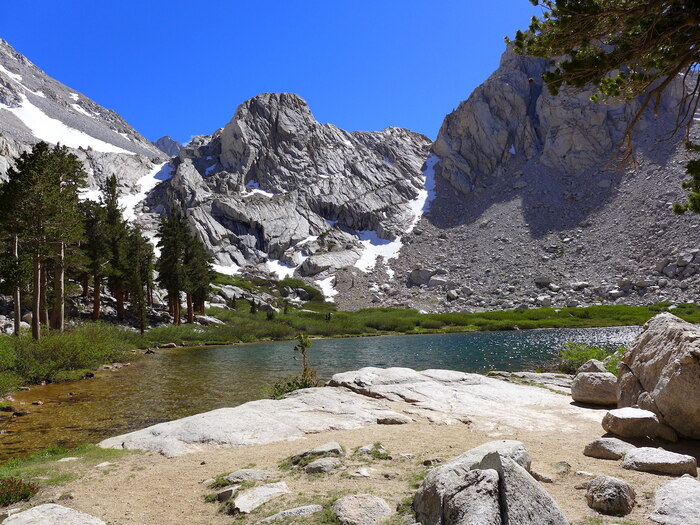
(0, 326), (640, 461)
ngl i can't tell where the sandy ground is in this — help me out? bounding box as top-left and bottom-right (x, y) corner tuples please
(27, 411), (700, 525)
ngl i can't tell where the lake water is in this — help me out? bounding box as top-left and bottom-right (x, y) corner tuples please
(0, 326), (640, 460)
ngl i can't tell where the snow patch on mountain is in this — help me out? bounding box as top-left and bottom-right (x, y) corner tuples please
(0, 94), (131, 154)
(353, 154), (439, 275)
(315, 276), (338, 301)
(266, 259), (296, 280)
(120, 162), (173, 221)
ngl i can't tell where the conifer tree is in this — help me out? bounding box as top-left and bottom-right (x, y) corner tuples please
(126, 226), (154, 334)
(101, 175), (129, 320)
(183, 233), (213, 322)
(156, 212), (188, 324)
(79, 200), (109, 321)
(0, 142), (85, 339)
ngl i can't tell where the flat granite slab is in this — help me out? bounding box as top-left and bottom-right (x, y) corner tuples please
(99, 367), (602, 457)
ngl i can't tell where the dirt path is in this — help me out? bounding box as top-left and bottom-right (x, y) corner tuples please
(33, 415), (699, 525)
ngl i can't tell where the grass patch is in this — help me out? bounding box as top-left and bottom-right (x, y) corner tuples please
(0, 444), (136, 485)
(407, 469), (427, 489)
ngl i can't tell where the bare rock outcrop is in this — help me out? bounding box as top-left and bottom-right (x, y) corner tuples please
(2, 504), (106, 525)
(650, 476), (700, 525)
(143, 93), (431, 272)
(99, 367), (601, 457)
(617, 313), (700, 439)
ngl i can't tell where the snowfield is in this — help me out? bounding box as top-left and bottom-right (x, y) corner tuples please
(0, 94), (130, 154)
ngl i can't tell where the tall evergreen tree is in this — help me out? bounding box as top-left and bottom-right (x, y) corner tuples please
(101, 175), (129, 321)
(0, 142), (85, 339)
(156, 212), (188, 324)
(126, 226), (154, 334)
(183, 234), (213, 322)
(79, 200), (110, 321)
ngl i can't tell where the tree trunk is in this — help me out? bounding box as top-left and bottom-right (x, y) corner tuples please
(115, 283), (125, 320)
(175, 294), (181, 325)
(39, 265), (48, 326)
(81, 275), (89, 297)
(186, 293), (194, 323)
(31, 253), (41, 341)
(92, 276), (101, 321)
(50, 242), (65, 332)
(147, 280), (153, 307)
(168, 295), (174, 316)
(13, 236), (20, 336)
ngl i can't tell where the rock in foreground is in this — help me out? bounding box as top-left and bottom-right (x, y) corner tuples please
(650, 476), (700, 525)
(618, 313), (700, 439)
(585, 476), (636, 516)
(332, 494), (391, 525)
(414, 441), (567, 525)
(622, 448), (697, 477)
(583, 437), (637, 460)
(230, 482), (290, 514)
(2, 504), (106, 525)
(571, 372), (617, 406)
(602, 407), (678, 442)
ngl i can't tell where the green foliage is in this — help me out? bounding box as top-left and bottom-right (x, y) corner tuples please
(558, 342), (609, 374)
(511, 1), (700, 211)
(509, 1), (698, 105)
(0, 444), (133, 485)
(557, 341), (626, 375)
(0, 323), (134, 392)
(674, 144), (700, 214)
(265, 332), (320, 399)
(266, 374), (319, 400)
(0, 477), (39, 506)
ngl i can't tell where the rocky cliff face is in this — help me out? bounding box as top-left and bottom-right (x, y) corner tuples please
(341, 49), (700, 312)
(152, 136), (183, 157)
(0, 39), (166, 193)
(139, 93), (431, 275)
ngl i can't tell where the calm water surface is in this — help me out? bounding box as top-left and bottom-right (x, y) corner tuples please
(0, 326), (640, 460)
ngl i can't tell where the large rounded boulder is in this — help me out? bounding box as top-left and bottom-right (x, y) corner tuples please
(617, 313), (700, 439)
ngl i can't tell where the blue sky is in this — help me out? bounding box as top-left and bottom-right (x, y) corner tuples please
(3, 1), (540, 143)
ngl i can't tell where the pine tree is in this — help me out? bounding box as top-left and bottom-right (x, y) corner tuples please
(126, 226), (154, 334)
(79, 200), (109, 321)
(101, 175), (129, 320)
(183, 233), (213, 322)
(156, 212), (188, 324)
(46, 145), (86, 331)
(0, 142), (86, 339)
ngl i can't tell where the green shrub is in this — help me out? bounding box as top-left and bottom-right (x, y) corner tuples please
(558, 342), (611, 374)
(266, 374), (318, 400)
(0, 477), (39, 506)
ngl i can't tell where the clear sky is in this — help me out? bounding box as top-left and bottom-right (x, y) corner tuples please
(2, 1), (540, 143)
